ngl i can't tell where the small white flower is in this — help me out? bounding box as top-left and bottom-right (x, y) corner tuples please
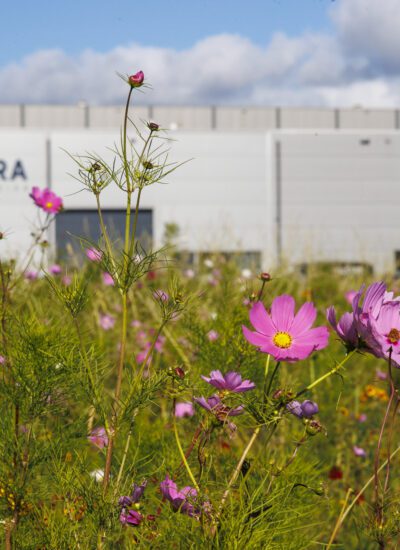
(241, 269), (252, 279)
(210, 312), (218, 320)
(90, 469), (105, 482)
(204, 259), (214, 268)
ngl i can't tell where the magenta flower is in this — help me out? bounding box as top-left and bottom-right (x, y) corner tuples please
(49, 264), (62, 275)
(352, 282), (390, 344)
(175, 402), (195, 418)
(194, 395), (244, 419)
(30, 187), (63, 213)
(201, 370), (255, 393)
(160, 475), (199, 517)
(86, 248), (102, 262)
(128, 70), (144, 87)
(119, 509), (143, 526)
(102, 272), (114, 286)
(327, 307), (358, 348)
(99, 314), (115, 331)
(118, 481), (147, 507)
(368, 302), (400, 365)
(88, 427), (108, 449)
(242, 297), (329, 362)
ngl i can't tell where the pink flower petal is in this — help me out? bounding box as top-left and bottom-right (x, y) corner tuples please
(290, 302), (317, 337)
(271, 295), (295, 332)
(242, 326), (270, 348)
(249, 302), (276, 335)
(294, 326), (329, 350)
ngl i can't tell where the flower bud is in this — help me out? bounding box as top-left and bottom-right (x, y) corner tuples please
(260, 272), (272, 282)
(128, 71), (144, 88)
(300, 400), (319, 418)
(148, 122), (159, 131)
(305, 419), (322, 436)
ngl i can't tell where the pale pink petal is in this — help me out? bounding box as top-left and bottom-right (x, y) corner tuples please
(291, 302), (317, 336)
(271, 295), (295, 332)
(249, 302), (276, 335)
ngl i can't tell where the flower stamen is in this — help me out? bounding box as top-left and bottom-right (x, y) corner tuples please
(273, 331), (292, 349)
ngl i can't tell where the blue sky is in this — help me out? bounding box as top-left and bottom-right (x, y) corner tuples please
(0, 0), (399, 107)
(1, 0), (333, 65)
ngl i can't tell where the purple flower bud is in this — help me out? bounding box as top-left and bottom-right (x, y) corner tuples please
(286, 400), (303, 418)
(300, 400), (319, 418)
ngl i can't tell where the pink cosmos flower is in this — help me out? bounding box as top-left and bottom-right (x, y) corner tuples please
(327, 308), (358, 348)
(102, 272), (114, 286)
(201, 370), (255, 393)
(0, 355), (5, 364)
(99, 314), (115, 331)
(160, 475), (199, 517)
(86, 248), (102, 262)
(194, 395), (244, 419)
(62, 275), (72, 286)
(368, 301), (400, 365)
(175, 402), (195, 418)
(49, 264), (62, 275)
(88, 427), (108, 449)
(153, 289), (169, 302)
(207, 330), (219, 342)
(30, 187), (63, 213)
(128, 70), (144, 87)
(119, 509), (143, 526)
(25, 270), (38, 281)
(242, 296), (329, 362)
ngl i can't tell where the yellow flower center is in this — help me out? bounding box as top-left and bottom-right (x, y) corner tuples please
(273, 331), (292, 349)
(387, 328), (400, 344)
(45, 201), (53, 209)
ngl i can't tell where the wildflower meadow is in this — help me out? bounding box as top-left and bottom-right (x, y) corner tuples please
(1, 71), (400, 549)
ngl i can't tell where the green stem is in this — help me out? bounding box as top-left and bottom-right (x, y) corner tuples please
(266, 361), (280, 397)
(173, 411), (200, 491)
(296, 349), (356, 398)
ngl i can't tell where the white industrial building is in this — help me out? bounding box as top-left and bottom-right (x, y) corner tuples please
(0, 104), (399, 274)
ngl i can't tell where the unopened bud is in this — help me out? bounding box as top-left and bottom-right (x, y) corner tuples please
(128, 70), (144, 88)
(305, 419), (322, 436)
(260, 272), (271, 282)
(249, 292), (258, 302)
(142, 160), (154, 170)
(174, 367), (185, 379)
(148, 122), (159, 131)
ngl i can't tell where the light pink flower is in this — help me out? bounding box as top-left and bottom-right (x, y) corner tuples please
(102, 272), (114, 286)
(207, 330), (219, 342)
(0, 355), (5, 364)
(131, 320), (141, 328)
(153, 289), (169, 302)
(86, 248), (102, 262)
(88, 427), (108, 449)
(30, 187), (63, 214)
(99, 314), (115, 331)
(243, 296), (329, 362)
(25, 270), (38, 281)
(62, 275), (72, 286)
(353, 445), (366, 457)
(175, 402), (195, 418)
(345, 291), (358, 305)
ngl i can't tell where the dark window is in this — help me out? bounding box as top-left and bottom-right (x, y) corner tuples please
(56, 209), (152, 260)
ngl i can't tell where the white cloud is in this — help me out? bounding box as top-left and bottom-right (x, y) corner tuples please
(0, 0), (400, 107)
